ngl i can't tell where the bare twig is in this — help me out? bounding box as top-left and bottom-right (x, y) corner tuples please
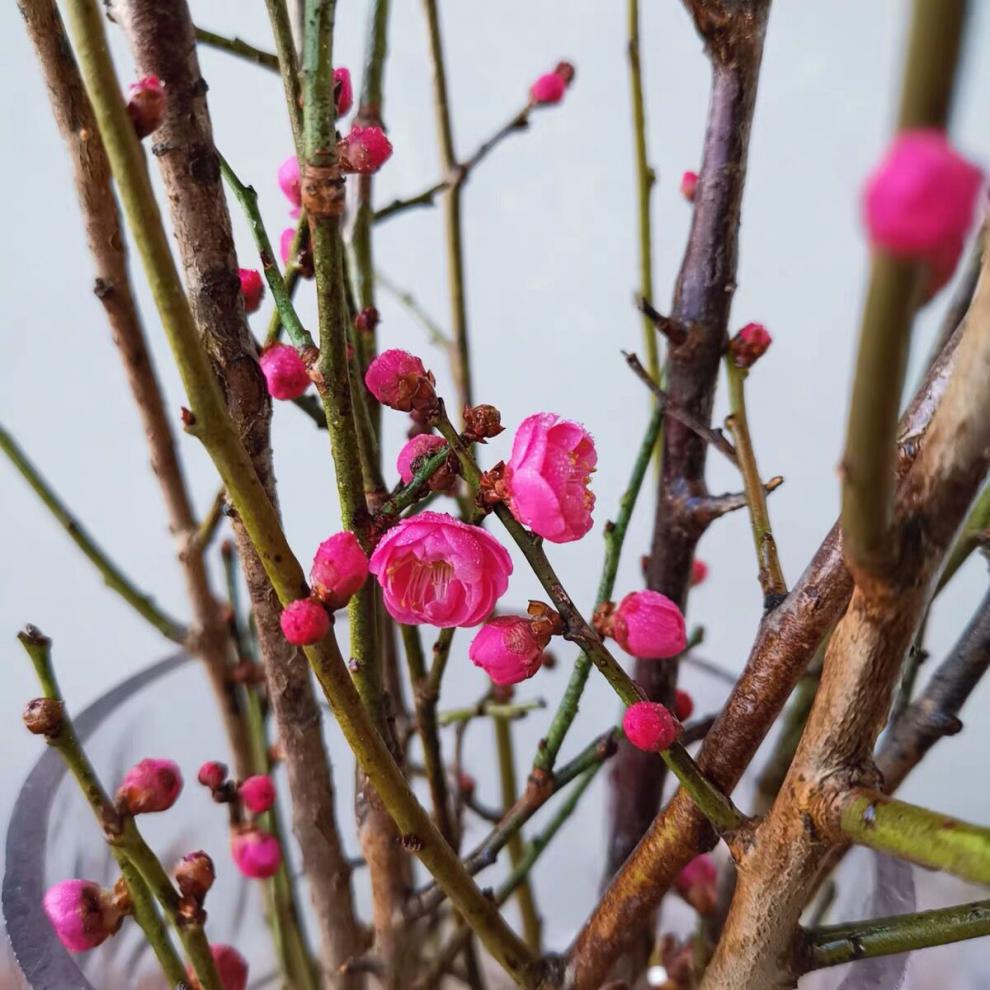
(194, 26), (280, 71)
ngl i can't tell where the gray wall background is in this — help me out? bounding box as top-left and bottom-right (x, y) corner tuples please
(3, 1), (990, 985)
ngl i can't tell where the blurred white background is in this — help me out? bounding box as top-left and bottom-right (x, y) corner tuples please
(3, 1), (990, 985)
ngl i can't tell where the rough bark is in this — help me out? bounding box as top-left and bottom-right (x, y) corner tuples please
(111, 1), (364, 982)
(606, 0), (772, 880)
(16, 0), (252, 776)
(702, 245), (990, 990)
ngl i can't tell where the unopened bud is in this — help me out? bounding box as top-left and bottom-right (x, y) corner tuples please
(462, 404), (504, 442)
(729, 322), (772, 369)
(23, 697), (64, 736)
(175, 851), (216, 902)
(354, 307), (380, 334)
(197, 761), (228, 791)
(127, 75), (166, 140)
(116, 758), (183, 814)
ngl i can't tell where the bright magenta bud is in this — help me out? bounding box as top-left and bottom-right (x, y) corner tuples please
(279, 599), (330, 646)
(231, 826), (282, 879)
(43, 879), (120, 952)
(339, 125), (393, 174)
(676, 853), (718, 914)
(505, 412), (597, 543)
(864, 130), (983, 292)
(310, 531), (369, 610)
(260, 344), (310, 400)
(469, 616), (545, 686)
(188, 944), (249, 990)
(277, 155), (301, 216)
(369, 512), (512, 628)
(674, 688), (694, 722)
(127, 75), (166, 140)
(610, 590), (686, 659)
(239, 775), (276, 815)
(117, 758), (182, 814)
(334, 67), (353, 117)
(729, 322), (772, 369)
(397, 434), (455, 493)
(197, 760), (227, 790)
(530, 72), (567, 105)
(680, 170), (698, 203)
(364, 348), (436, 412)
(622, 701), (679, 752)
(239, 269), (264, 314)
(690, 559), (708, 587)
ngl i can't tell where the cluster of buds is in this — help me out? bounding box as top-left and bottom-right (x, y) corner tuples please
(728, 322), (772, 369)
(529, 61), (576, 106)
(126, 75), (166, 140)
(43, 877), (131, 953)
(354, 306), (380, 335)
(468, 602), (562, 686)
(595, 590), (687, 660)
(116, 758), (183, 815)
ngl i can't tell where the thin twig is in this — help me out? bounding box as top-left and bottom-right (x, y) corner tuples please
(194, 27), (280, 71)
(376, 269), (455, 350)
(437, 698), (546, 727)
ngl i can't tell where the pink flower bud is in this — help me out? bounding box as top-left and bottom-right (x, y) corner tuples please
(127, 75), (166, 140)
(175, 851), (215, 901)
(43, 879), (119, 952)
(364, 349), (436, 412)
(279, 227), (295, 267)
(334, 67), (353, 117)
(610, 590), (686, 659)
(469, 616), (545, 686)
(680, 170), (698, 203)
(239, 775), (276, 815)
(369, 511), (512, 627)
(505, 412), (597, 543)
(189, 944), (249, 990)
(279, 599), (330, 646)
(675, 853), (718, 914)
(277, 155), (302, 216)
(690, 559), (708, 587)
(397, 434), (455, 493)
(197, 761), (227, 790)
(239, 269), (264, 314)
(339, 125), (393, 174)
(622, 701), (679, 752)
(231, 826), (282, 879)
(729, 322), (772, 369)
(260, 344), (310, 401)
(117, 758), (183, 814)
(310, 531), (369, 610)
(674, 688), (694, 722)
(863, 130), (983, 290)
(530, 72), (567, 105)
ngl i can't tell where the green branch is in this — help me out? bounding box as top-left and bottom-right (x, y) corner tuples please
(194, 27), (280, 71)
(840, 789), (990, 885)
(18, 627), (219, 990)
(1, 423), (186, 644)
(263, 0), (303, 152)
(438, 698), (545, 726)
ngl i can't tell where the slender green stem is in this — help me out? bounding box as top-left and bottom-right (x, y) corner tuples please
(841, 253), (922, 573)
(725, 362), (787, 607)
(627, 0), (658, 387)
(218, 154), (315, 351)
(939, 483), (990, 591)
(376, 269), (454, 350)
(263, 0), (303, 151)
(1, 424), (186, 644)
(62, 3), (540, 981)
(535, 405), (663, 773)
(438, 698), (545, 726)
(660, 743), (744, 833)
(265, 217), (308, 346)
(840, 789), (990, 886)
(494, 715), (542, 952)
(194, 27), (280, 71)
(375, 445), (451, 518)
(803, 898), (990, 971)
(421, 0), (472, 412)
(192, 487), (227, 553)
(18, 628), (218, 990)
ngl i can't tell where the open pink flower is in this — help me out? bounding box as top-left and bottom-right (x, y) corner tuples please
(239, 775), (276, 815)
(609, 590), (686, 659)
(116, 758), (183, 814)
(469, 616), (544, 685)
(188, 944), (249, 990)
(369, 511), (512, 627)
(260, 344), (310, 401)
(864, 130), (982, 291)
(397, 434), (454, 492)
(43, 879), (118, 952)
(334, 67), (353, 117)
(505, 412), (596, 543)
(277, 155), (301, 216)
(310, 531), (369, 610)
(231, 826), (282, 879)
(365, 349), (435, 412)
(623, 701), (679, 752)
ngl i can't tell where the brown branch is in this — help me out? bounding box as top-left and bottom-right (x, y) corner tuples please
(702, 234), (990, 990)
(605, 0), (771, 883)
(107, 1), (364, 983)
(16, 0), (254, 776)
(566, 300), (966, 989)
